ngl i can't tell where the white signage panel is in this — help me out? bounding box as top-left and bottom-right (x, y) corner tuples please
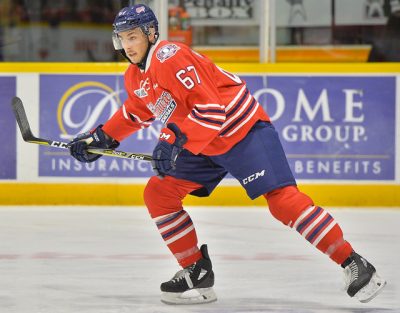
(276, 0), (332, 27)
(335, 0), (388, 25)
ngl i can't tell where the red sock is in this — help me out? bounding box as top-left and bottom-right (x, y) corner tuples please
(144, 176), (204, 267)
(290, 205), (353, 264)
(153, 210), (202, 267)
(265, 186), (353, 265)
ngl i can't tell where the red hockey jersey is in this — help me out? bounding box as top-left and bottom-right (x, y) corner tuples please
(102, 40), (270, 156)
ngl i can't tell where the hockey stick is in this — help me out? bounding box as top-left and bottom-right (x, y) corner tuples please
(11, 97), (153, 162)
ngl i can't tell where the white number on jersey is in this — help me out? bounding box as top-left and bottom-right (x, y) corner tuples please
(176, 65), (201, 90)
(216, 66), (242, 84)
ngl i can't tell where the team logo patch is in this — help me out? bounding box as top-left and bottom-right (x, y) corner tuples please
(147, 91), (177, 124)
(136, 6), (145, 13)
(156, 44), (180, 63)
(134, 78), (150, 98)
(134, 88), (147, 98)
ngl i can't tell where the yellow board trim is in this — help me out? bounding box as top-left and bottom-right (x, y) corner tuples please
(1, 183), (400, 207)
(0, 62), (399, 74)
(196, 46), (372, 63)
(0, 63), (129, 73)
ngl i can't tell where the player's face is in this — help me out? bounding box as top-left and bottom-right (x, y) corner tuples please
(118, 28), (150, 64)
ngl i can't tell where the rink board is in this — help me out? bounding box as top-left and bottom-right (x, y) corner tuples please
(1, 183), (400, 207)
(0, 62), (399, 206)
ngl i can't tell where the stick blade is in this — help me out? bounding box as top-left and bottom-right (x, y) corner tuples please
(11, 96), (35, 141)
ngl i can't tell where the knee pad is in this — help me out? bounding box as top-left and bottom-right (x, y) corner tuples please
(264, 186), (314, 226)
(144, 176), (202, 218)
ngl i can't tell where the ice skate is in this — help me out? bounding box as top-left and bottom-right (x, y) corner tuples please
(342, 252), (386, 303)
(160, 244), (217, 305)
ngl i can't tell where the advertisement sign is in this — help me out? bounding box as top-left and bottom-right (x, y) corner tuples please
(246, 75), (395, 180)
(170, 0), (331, 27)
(178, 0), (260, 26)
(39, 75), (160, 177)
(0, 76), (17, 179)
(39, 74), (396, 180)
(276, 0), (331, 27)
(335, 0), (394, 25)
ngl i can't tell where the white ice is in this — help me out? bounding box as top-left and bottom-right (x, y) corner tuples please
(0, 206), (399, 313)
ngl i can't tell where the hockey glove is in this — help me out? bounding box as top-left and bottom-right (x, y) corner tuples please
(152, 123), (187, 178)
(68, 125), (119, 163)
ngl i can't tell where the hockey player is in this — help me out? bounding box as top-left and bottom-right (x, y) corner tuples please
(68, 4), (386, 305)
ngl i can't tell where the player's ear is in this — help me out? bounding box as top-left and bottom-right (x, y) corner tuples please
(148, 27), (157, 43)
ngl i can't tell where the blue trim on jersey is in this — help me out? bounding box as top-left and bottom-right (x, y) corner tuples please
(191, 110), (224, 125)
(226, 89), (249, 118)
(195, 108), (225, 114)
(220, 98), (256, 136)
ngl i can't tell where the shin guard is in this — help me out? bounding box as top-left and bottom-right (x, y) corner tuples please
(144, 176), (203, 267)
(265, 186), (352, 265)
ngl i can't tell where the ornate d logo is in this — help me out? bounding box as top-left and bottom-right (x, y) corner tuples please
(57, 81), (123, 138)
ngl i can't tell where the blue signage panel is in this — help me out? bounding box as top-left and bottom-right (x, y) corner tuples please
(245, 75), (395, 180)
(39, 75), (158, 177)
(0, 77), (17, 179)
(39, 74), (396, 180)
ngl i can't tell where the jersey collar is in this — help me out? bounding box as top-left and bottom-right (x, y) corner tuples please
(142, 40), (161, 73)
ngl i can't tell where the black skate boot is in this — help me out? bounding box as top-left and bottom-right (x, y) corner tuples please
(160, 244), (217, 304)
(342, 251), (386, 303)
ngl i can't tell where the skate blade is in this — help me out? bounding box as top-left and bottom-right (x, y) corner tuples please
(161, 287), (217, 305)
(356, 272), (387, 303)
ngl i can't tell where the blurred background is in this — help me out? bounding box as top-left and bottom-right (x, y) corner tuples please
(0, 1), (399, 207)
(0, 0), (399, 63)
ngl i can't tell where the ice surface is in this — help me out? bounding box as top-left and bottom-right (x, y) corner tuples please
(0, 206), (398, 313)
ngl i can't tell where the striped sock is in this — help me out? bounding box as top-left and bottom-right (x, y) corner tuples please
(290, 206), (352, 264)
(154, 210), (202, 267)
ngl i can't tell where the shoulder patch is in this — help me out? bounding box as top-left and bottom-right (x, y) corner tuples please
(156, 44), (180, 63)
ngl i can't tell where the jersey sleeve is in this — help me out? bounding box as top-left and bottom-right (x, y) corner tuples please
(156, 47), (226, 155)
(102, 70), (155, 142)
(101, 102), (153, 142)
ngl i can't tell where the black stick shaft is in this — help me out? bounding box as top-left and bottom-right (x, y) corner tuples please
(11, 97), (153, 162)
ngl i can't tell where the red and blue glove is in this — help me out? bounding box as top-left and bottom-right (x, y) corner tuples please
(152, 123), (187, 178)
(68, 125), (119, 163)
